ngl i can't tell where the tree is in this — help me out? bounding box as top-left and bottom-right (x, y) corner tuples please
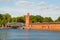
(1, 13), (11, 25)
(3, 13), (11, 22)
(0, 14), (3, 20)
(43, 17), (53, 22)
(30, 15), (37, 23)
(35, 15), (44, 23)
(17, 16), (25, 23)
(10, 18), (17, 22)
(55, 17), (60, 22)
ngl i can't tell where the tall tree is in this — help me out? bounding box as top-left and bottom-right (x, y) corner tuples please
(3, 13), (11, 22)
(43, 17), (53, 22)
(36, 15), (44, 23)
(30, 15), (37, 23)
(17, 16), (25, 23)
(55, 17), (60, 22)
(0, 14), (3, 20)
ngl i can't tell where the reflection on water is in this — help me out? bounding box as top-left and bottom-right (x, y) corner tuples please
(0, 29), (60, 40)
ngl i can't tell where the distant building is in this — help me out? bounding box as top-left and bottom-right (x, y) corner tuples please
(25, 13), (60, 31)
(6, 22), (25, 29)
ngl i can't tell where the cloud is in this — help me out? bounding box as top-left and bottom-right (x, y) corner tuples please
(0, 1), (60, 19)
(45, 5), (60, 10)
(38, 1), (47, 5)
(0, 7), (26, 13)
(16, 1), (34, 6)
(0, 0), (10, 2)
(35, 3), (60, 11)
(0, 7), (30, 17)
(32, 1), (60, 11)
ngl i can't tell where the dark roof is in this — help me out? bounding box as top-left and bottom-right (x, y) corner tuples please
(31, 22), (60, 24)
(6, 22), (25, 26)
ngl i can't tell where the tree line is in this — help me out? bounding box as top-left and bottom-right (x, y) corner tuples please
(0, 13), (60, 26)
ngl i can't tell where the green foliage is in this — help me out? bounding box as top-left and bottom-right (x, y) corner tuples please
(0, 13), (11, 26)
(55, 17), (60, 22)
(30, 15), (44, 23)
(11, 18), (17, 22)
(36, 15), (44, 23)
(30, 15), (37, 23)
(17, 16), (25, 23)
(43, 17), (53, 22)
(0, 14), (3, 20)
(0, 13), (60, 26)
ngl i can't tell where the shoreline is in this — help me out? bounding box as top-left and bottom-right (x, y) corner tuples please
(0, 29), (60, 32)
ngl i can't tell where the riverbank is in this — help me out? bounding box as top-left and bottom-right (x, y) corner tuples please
(20, 26), (60, 32)
(0, 26), (60, 32)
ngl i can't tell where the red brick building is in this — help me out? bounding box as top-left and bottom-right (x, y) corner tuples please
(25, 13), (60, 31)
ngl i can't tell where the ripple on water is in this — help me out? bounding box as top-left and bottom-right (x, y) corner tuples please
(0, 29), (60, 40)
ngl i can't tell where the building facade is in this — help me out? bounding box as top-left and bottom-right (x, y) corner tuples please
(25, 13), (60, 31)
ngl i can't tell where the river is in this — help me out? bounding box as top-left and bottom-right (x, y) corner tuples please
(0, 29), (60, 40)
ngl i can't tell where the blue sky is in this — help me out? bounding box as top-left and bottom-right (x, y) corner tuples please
(0, 0), (60, 20)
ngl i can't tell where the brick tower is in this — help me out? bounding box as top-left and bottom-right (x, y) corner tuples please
(25, 13), (30, 27)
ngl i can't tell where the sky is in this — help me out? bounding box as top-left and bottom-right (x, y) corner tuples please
(0, 0), (60, 20)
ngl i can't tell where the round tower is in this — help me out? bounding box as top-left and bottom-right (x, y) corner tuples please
(25, 13), (30, 27)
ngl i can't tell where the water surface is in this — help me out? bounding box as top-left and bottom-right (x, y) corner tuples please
(0, 29), (60, 40)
